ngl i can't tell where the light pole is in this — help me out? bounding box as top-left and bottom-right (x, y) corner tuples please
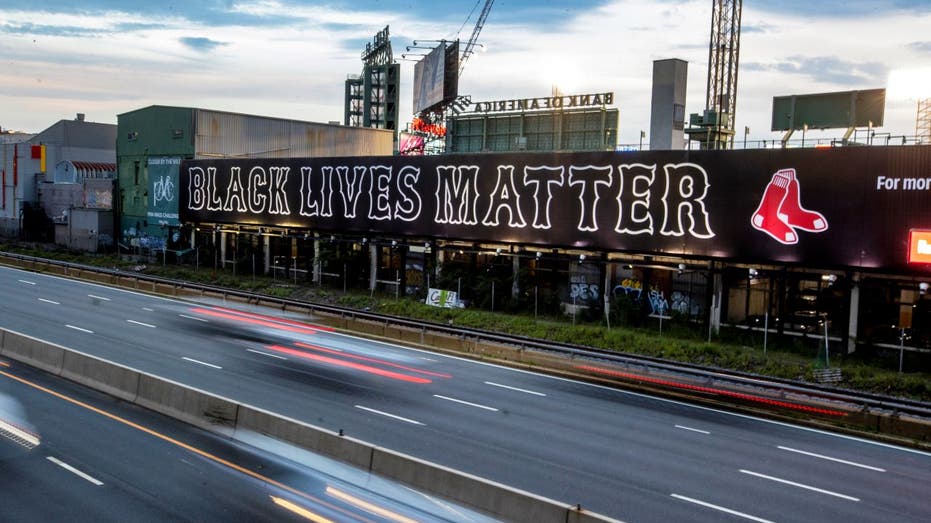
(639, 130), (645, 150)
(744, 126), (749, 149)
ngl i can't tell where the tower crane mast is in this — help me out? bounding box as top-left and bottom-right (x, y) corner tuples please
(459, 0), (495, 76)
(686, 0), (743, 150)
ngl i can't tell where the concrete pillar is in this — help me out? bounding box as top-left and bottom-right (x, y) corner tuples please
(369, 244), (378, 291)
(512, 254), (520, 299)
(263, 236), (271, 275)
(847, 273), (861, 354)
(313, 236), (321, 283)
(220, 231), (227, 266)
(710, 271), (723, 335)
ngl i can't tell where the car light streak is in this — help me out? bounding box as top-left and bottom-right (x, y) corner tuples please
(270, 496), (335, 523)
(210, 306), (335, 332)
(191, 307), (333, 334)
(326, 486), (419, 523)
(576, 365), (848, 417)
(294, 342), (451, 379)
(265, 345), (431, 384)
(0, 368), (368, 522)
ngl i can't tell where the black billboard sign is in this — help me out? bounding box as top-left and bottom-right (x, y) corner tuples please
(180, 146), (931, 272)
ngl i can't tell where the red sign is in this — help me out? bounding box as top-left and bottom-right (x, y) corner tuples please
(908, 229), (931, 264)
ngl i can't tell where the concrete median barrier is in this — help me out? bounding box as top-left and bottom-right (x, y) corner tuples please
(60, 350), (141, 403)
(134, 374), (239, 436)
(235, 406), (373, 470)
(370, 446), (584, 523)
(0, 330), (65, 375)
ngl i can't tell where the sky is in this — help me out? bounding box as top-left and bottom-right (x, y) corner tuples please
(1, 0), (930, 146)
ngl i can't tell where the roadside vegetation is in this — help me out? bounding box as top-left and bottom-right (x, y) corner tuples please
(3, 242), (930, 402)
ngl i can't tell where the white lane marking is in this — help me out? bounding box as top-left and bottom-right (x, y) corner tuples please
(38, 298), (60, 305)
(66, 325), (94, 334)
(671, 494), (774, 523)
(182, 357), (222, 369)
(18, 279), (36, 285)
(433, 395), (499, 412)
(356, 405), (425, 425)
(126, 319), (156, 328)
(740, 469), (860, 501)
(179, 314), (208, 322)
(484, 381), (547, 397)
(675, 425), (710, 435)
(777, 446), (886, 472)
(47, 456), (104, 486)
(87, 294), (111, 301)
(247, 349), (288, 360)
(142, 307), (154, 312)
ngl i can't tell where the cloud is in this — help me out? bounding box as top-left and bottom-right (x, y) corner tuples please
(0, 22), (108, 38)
(746, 56), (888, 87)
(909, 41), (931, 54)
(180, 37), (227, 52)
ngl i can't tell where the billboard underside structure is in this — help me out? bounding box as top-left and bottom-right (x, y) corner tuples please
(180, 146), (931, 273)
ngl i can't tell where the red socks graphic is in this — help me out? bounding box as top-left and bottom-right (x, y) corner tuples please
(752, 169), (827, 245)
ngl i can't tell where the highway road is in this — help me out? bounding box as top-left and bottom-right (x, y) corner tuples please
(2, 264), (931, 522)
(0, 355), (495, 522)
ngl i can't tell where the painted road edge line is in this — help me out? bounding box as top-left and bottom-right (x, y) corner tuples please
(355, 405), (424, 426)
(777, 446), (886, 472)
(671, 494), (774, 523)
(47, 456), (104, 486)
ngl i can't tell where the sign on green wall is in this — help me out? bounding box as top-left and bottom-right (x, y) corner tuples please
(147, 157), (181, 226)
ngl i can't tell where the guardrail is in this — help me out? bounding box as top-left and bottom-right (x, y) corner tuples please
(3, 250), (931, 426)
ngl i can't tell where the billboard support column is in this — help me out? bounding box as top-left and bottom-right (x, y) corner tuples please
(263, 235), (271, 275)
(220, 231), (227, 268)
(707, 263), (723, 337)
(313, 235), (321, 284)
(847, 273), (861, 354)
(512, 254), (520, 299)
(369, 244), (378, 292)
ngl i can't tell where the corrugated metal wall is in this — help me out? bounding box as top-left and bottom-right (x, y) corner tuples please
(194, 110), (393, 159)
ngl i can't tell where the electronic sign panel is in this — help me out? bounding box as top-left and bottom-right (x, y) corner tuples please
(772, 89), (886, 131)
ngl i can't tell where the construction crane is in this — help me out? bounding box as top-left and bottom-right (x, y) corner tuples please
(459, 0), (495, 76)
(685, 0), (743, 150)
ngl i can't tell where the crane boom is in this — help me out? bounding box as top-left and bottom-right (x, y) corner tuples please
(459, 0), (494, 76)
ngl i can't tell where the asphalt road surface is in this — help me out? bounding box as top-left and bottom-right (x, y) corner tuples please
(2, 265), (930, 522)
(0, 357), (496, 522)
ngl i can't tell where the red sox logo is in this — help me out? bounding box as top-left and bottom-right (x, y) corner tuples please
(751, 168), (828, 244)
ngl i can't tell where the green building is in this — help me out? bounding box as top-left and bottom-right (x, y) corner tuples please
(116, 105), (394, 252)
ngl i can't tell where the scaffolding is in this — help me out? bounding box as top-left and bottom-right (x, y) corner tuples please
(918, 98), (931, 144)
